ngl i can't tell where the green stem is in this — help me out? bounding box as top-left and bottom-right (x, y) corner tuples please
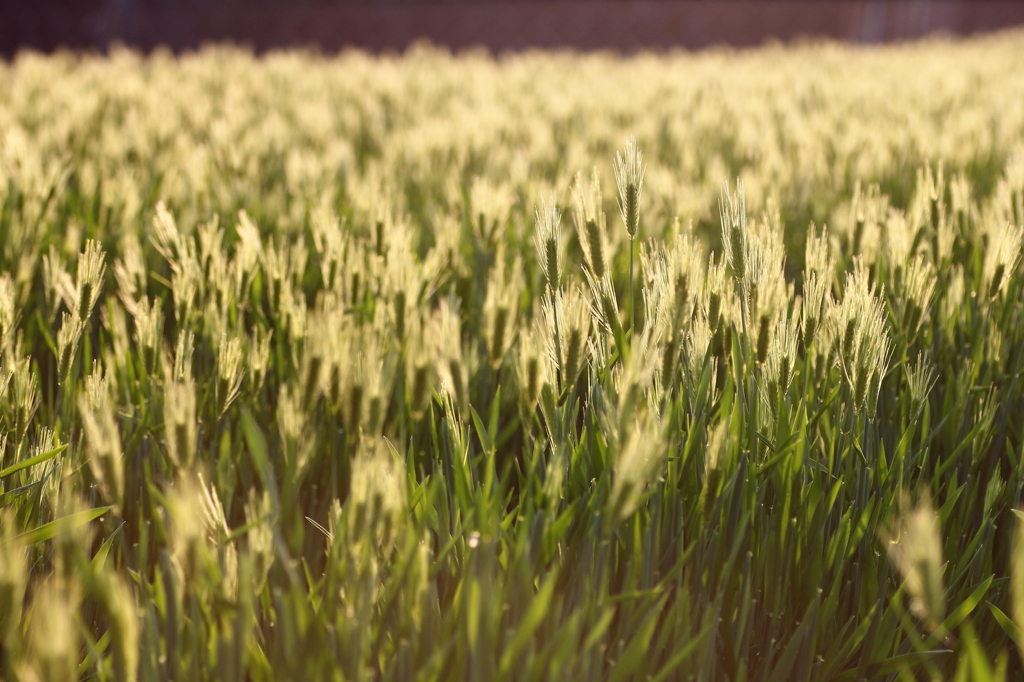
(551, 285), (564, 392)
(629, 238), (635, 335)
(735, 277), (759, 458)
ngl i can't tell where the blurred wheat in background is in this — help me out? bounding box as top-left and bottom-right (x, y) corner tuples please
(2, 31), (1024, 680)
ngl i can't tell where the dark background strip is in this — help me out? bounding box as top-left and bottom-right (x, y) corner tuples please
(3, 1), (1024, 57)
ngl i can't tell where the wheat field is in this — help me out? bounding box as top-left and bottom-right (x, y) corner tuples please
(2, 32), (1024, 681)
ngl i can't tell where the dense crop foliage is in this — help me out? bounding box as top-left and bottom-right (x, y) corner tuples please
(3, 33), (1024, 681)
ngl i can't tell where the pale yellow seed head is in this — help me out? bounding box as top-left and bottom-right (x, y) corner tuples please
(484, 249), (522, 369)
(234, 209), (264, 279)
(164, 380), (197, 469)
(277, 384), (313, 473)
(880, 492), (946, 635)
(166, 473), (210, 581)
(573, 167), (612, 279)
(216, 333), (245, 416)
(42, 246), (76, 324)
(170, 328), (195, 384)
(170, 259), (201, 325)
(0, 273), (18, 351)
(78, 395), (124, 513)
(21, 579), (79, 682)
(805, 223), (835, 277)
(151, 200), (184, 264)
(1012, 511), (1024, 666)
(346, 437), (406, 552)
(112, 231), (146, 310)
(800, 270), (830, 351)
(55, 312), (84, 385)
(705, 418), (729, 473)
(882, 209), (914, 270)
(247, 327), (273, 395)
(534, 193), (563, 292)
(133, 296), (164, 375)
(684, 314), (713, 389)
(762, 310), (798, 401)
(613, 136), (645, 240)
(469, 176), (513, 244)
(584, 268), (620, 337)
(610, 412), (665, 523)
(0, 511), (27, 644)
(909, 352), (937, 411)
(949, 172), (973, 220)
(92, 571), (140, 682)
(901, 255), (936, 338)
(432, 297), (468, 412)
(516, 319), (550, 411)
(74, 239), (107, 323)
(245, 489), (274, 592)
(983, 222), (1022, 299)
(720, 180), (747, 281)
(830, 262), (892, 413)
(8, 356), (40, 443)
(83, 359), (109, 412)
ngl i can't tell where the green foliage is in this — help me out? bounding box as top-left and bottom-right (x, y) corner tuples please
(2, 33), (1024, 681)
